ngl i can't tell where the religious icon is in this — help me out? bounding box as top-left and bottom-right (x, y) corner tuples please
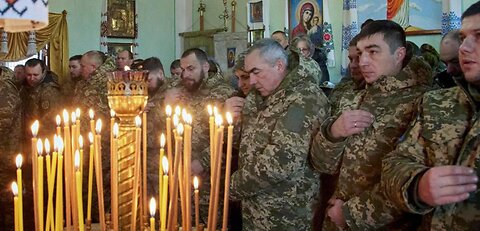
(227, 48), (236, 68)
(107, 0), (136, 38)
(249, 1), (263, 23)
(289, 0), (324, 47)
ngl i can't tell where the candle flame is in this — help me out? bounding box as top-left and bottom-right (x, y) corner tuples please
(16, 154), (22, 168)
(88, 132), (94, 144)
(53, 134), (58, 151)
(124, 66), (131, 71)
(57, 137), (64, 155)
(149, 197), (156, 217)
(215, 114), (223, 126)
(226, 112), (233, 125)
(173, 114), (179, 127)
(165, 105), (172, 117)
(11, 182), (18, 196)
(31, 120), (39, 137)
(110, 109), (116, 118)
(63, 109), (69, 124)
(56, 115), (61, 126)
(160, 133), (166, 148)
(174, 105), (181, 116)
(135, 116), (142, 127)
(193, 176), (199, 189)
(162, 156), (169, 175)
(113, 123), (119, 138)
(187, 113), (193, 125)
(71, 112), (77, 123)
(177, 123), (184, 136)
(74, 150), (80, 170)
(213, 106), (219, 116)
(182, 109), (188, 123)
(79, 135), (84, 148)
(75, 108), (81, 119)
(207, 105), (213, 116)
(37, 138), (43, 156)
(89, 109), (94, 120)
(44, 138), (50, 154)
(95, 119), (102, 134)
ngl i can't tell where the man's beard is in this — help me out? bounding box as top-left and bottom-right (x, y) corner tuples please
(182, 70), (204, 92)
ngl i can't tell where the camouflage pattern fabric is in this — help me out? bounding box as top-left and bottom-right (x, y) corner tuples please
(22, 71), (63, 138)
(0, 69), (24, 230)
(73, 57), (116, 218)
(230, 53), (330, 231)
(167, 71), (234, 225)
(382, 78), (480, 231)
(328, 78), (366, 116)
(310, 56), (431, 230)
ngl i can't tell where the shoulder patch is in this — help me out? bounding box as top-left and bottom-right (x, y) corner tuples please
(283, 104), (305, 133)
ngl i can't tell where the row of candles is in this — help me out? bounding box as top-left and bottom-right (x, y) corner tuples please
(10, 103), (234, 231)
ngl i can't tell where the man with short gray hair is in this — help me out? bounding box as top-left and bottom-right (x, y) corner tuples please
(230, 39), (329, 230)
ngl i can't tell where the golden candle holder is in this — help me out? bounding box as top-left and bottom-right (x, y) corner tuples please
(107, 69), (148, 230)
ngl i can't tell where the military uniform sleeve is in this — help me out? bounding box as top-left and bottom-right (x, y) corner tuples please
(230, 100), (315, 199)
(40, 84), (63, 134)
(0, 82), (21, 153)
(381, 114), (434, 215)
(309, 116), (347, 174)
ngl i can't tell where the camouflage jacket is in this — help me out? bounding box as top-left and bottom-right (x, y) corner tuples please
(22, 71), (63, 137)
(230, 56), (329, 231)
(0, 71), (23, 161)
(328, 78), (366, 116)
(382, 78), (480, 231)
(310, 57), (431, 230)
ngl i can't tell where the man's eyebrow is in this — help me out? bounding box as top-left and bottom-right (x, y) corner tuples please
(365, 44), (380, 50)
(246, 67), (259, 74)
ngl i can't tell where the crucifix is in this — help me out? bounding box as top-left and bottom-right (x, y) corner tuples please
(198, 0), (206, 31)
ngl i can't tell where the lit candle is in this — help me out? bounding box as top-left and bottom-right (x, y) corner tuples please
(55, 115), (62, 138)
(71, 112), (78, 158)
(78, 135), (84, 178)
(159, 133), (165, 219)
(15, 155), (23, 231)
(168, 123), (183, 231)
(62, 110), (72, 230)
(12, 182), (19, 231)
(131, 116), (142, 231)
(44, 138), (55, 231)
(142, 111), (148, 226)
(160, 156), (169, 231)
(184, 113), (192, 231)
(74, 151), (85, 231)
(75, 108), (81, 149)
(209, 115), (224, 231)
(89, 109), (95, 138)
(222, 112), (234, 231)
(175, 105), (181, 117)
(55, 138), (64, 231)
(94, 119), (106, 231)
(86, 132), (94, 223)
(165, 105), (173, 194)
(150, 198), (156, 231)
(31, 121), (39, 231)
(37, 139), (44, 231)
(207, 105), (214, 179)
(193, 176), (200, 231)
(111, 123), (119, 231)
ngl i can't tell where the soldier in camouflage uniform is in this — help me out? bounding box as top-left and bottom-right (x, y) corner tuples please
(62, 55), (83, 101)
(22, 58), (62, 137)
(328, 35), (365, 115)
(141, 57), (171, 197)
(73, 50), (116, 220)
(229, 39), (329, 230)
(381, 3), (480, 230)
(164, 48), (234, 226)
(310, 20), (431, 230)
(0, 67), (24, 230)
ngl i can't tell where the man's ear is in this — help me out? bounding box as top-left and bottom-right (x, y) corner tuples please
(203, 61), (210, 74)
(276, 59), (286, 72)
(395, 46), (406, 65)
